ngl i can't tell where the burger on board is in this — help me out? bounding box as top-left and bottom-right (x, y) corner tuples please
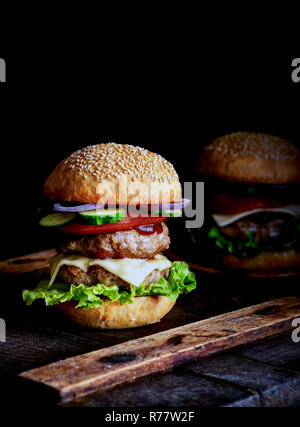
(196, 132), (300, 271)
(22, 143), (196, 329)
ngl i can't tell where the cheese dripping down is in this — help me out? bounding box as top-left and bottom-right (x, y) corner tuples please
(49, 254), (172, 288)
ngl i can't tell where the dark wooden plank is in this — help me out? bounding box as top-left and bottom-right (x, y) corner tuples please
(0, 328), (107, 376)
(62, 368), (260, 407)
(61, 332), (300, 407)
(185, 337), (300, 407)
(19, 297), (300, 402)
(186, 352), (297, 392)
(0, 249), (56, 274)
(238, 333), (300, 372)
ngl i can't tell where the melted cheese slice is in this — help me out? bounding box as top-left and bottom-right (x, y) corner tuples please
(213, 204), (300, 227)
(49, 254), (172, 288)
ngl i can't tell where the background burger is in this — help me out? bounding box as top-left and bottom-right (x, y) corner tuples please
(193, 132), (300, 272)
(22, 143), (196, 328)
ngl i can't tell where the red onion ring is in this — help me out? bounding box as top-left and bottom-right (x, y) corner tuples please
(143, 198), (191, 211)
(53, 199), (191, 212)
(53, 202), (106, 212)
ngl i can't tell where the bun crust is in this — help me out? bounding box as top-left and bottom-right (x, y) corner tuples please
(222, 249), (300, 271)
(198, 132), (300, 184)
(44, 143), (182, 205)
(56, 296), (175, 329)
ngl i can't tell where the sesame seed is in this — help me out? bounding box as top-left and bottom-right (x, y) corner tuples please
(63, 142), (179, 183)
(205, 132), (298, 161)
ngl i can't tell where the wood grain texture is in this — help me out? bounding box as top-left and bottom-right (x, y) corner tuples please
(63, 334), (300, 408)
(0, 248), (57, 274)
(19, 296), (300, 402)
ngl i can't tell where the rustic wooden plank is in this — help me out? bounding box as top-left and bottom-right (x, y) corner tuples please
(19, 296), (300, 402)
(62, 368), (260, 407)
(186, 352), (297, 392)
(258, 377), (300, 407)
(238, 333), (300, 372)
(0, 328), (109, 376)
(185, 339), (300, 407)
(0, 248), (57, 274)
(63, 332), (299, 407)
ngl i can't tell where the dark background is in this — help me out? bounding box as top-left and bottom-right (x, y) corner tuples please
(0, 16), (299, 416)
(0, 44), (299, 260)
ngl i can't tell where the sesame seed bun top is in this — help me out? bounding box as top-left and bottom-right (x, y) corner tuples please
(44, 143), (182, 205)
(198, 132), (300, 184)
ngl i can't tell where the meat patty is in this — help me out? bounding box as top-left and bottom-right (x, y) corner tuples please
(60, 222), (170, 259)
(58, 264), (170, 289)
(220, 213), (296, 242)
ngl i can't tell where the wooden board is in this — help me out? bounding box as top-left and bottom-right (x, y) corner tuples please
(63, 333), (300, 408)
(19, 296), (300, 403)
(0, 248), (57, 274)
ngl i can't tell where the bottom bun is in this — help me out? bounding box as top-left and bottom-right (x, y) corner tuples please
(222, 249), (300, 271)
(56, 295), (175, 329)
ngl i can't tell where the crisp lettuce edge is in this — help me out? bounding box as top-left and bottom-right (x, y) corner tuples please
(187, 215), (300, 258)
(22, 261), (197, 310)
(208, 225), (300, 257)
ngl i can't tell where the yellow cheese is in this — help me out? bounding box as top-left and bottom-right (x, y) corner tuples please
(49, 254), (172, 288)
(212, 204), (300, 227)
(90, 255), (172, 287)
(49, 254), (91, 287)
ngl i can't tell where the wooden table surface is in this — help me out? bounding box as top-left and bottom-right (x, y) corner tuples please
(0, 268), (299, 407)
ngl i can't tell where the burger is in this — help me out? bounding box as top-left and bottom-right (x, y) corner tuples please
(22, 143), (196, 328)
(195, 132), (300, 272)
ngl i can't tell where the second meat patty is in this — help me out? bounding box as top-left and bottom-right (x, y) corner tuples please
(58, 264), (170, 289)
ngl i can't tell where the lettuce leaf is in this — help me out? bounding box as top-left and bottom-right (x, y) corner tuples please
(208, 225), (299, 257)
(22, 261), (197, 310)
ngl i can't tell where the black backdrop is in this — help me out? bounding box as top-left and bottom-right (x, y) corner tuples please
(0, 47), (299, 259)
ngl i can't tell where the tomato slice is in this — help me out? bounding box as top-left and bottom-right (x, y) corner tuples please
(211, 194), (289, 215)
(60, 216), (168, 235)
